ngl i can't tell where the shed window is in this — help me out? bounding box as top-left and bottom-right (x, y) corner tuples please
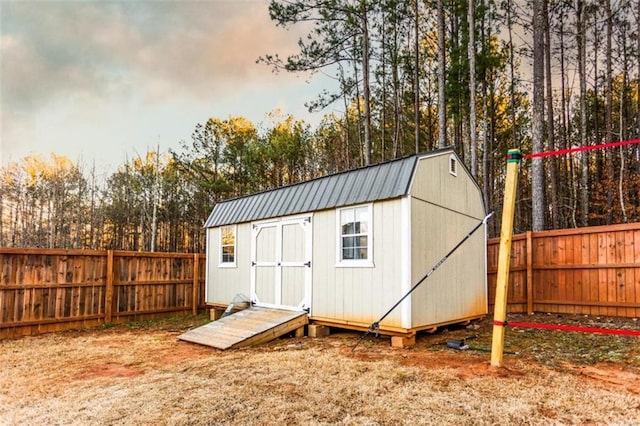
(449, 154), (458, 176)
(220, 225), (236, 266)
(338, 205), (372, 264)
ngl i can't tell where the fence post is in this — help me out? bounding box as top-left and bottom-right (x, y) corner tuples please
(105, 250), (114, 323)
(192, 253), (199, 316)
(526, 231), (533, 314)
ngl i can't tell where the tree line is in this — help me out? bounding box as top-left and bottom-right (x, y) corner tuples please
(0, 113), (324, 252)
(1, 0), (639, 252)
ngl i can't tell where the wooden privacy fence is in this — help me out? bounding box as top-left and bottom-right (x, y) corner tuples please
(488, 222), (640, 318)
(0, 249), (206, 338)
(2, 223), (639, 339)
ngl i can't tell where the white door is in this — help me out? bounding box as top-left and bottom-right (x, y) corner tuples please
(251, 216), (312, 312)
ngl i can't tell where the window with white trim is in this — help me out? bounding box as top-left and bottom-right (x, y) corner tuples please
(338, 205), (372, 263)
(220, 225), (236, 266)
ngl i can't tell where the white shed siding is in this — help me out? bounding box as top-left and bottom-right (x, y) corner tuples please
(310, 199), (405, 329)
(206, 224), (252, 305)
(409, 184), (487, 327)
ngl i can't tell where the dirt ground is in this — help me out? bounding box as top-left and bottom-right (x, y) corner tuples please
(2, 313), (640, 425)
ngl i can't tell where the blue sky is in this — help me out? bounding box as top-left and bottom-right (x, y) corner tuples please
(1, 0), (337, 173)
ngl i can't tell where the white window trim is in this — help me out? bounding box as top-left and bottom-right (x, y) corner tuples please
(219, 224), (237, 268)
(335, 203), (374, 268)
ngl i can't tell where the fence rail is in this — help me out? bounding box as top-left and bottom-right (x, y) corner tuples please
(2, 222), (639, 338)
(0, 249), (206, 338)
(488, 222), (640, 318)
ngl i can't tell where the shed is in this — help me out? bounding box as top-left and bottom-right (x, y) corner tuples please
(204, 147), (487, 337)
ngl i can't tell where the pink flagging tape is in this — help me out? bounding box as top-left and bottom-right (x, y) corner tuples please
(523, 138), (640, 159)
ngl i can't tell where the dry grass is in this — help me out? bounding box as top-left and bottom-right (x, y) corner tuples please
(2, 314), (640, 425)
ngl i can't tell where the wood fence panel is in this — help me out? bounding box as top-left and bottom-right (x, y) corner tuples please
(1, 249), (206, 338)
(487, 234), (528, 313)
(488, 223), (640, 318)
(0, 249), (107, 338)
(110, 252), (198, 322)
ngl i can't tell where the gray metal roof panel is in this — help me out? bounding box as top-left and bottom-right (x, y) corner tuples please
(241, 196), (257, 223)
(350, 168), (369, 201)
(396, 161), (416, 194)
(253, 192), (270, 220)
(289, 184), (307, 215)
(285, 185), (302, 216)
(308, 179), (328, 211)
(364, 166), (385, 200)
(330, 174), (349, 206)
(204, 152), (444, 228)
(296, 181), (315, 212)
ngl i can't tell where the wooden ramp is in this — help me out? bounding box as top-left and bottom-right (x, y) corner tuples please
(178, 307), (308, 350)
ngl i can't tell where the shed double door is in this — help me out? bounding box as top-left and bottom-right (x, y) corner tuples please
(250, 216), (312, 312)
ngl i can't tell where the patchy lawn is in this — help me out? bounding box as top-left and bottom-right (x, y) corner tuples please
(2, 313), (640, 425)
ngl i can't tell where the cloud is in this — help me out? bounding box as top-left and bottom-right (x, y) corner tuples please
(1, 0), (308, 112)
(0, 0), (332, 169)
(2, 2), (129, 111)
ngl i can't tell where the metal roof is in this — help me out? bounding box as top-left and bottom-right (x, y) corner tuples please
(204, 149), (452, 228)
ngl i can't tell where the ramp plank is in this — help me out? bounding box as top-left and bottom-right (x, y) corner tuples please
(178, 307), (308, 350)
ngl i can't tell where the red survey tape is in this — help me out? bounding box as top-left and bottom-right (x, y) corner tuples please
(523, 138), (640, 159)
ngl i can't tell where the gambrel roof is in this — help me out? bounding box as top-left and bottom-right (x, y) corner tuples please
(204, 147), (455, 228)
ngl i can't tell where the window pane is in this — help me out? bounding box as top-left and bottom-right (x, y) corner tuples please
(342, 247), (353, 260)
(221, 226), (235, 245)
(343, 236), (356, 248)
(340, 209), (354, 233)
(355, 208), (369, 233)
(357, 247), (367, 259)
(222, 246), (235, 263)
(342, 247), (358, 260)
(342, 222), (355, 235)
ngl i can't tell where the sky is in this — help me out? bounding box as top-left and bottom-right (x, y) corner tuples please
(1, 0), (337, 174)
